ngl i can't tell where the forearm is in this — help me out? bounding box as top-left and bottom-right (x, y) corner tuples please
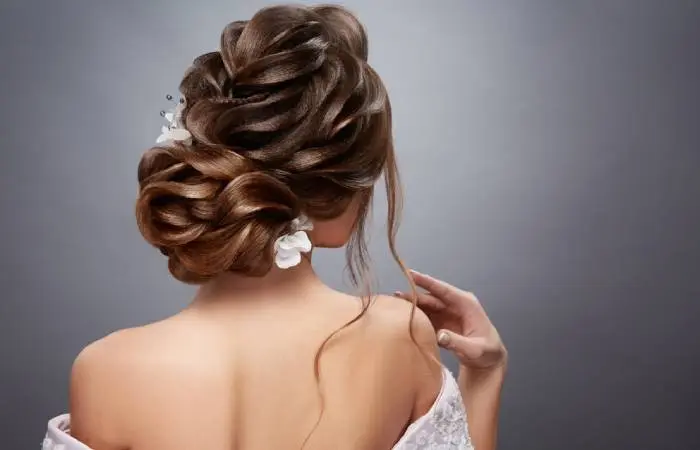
(458, 364), (506, 450)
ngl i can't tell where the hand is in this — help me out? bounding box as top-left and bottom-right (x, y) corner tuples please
(394, 270), (507, 372)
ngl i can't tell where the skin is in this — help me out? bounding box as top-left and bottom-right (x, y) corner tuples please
(70, 194), (506, 450)
(69, 200), (444, 450)
(394, 271), (507, 450)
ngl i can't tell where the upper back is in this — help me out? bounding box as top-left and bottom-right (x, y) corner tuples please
(69, 290), (443, 450)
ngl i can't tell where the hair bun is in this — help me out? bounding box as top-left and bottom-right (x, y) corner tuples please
(135, 143), (300, 283)
(136, 5), (394, 283)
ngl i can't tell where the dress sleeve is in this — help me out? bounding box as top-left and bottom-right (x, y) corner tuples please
(391, 367), (474, 450)
(43, 414), (91, 450)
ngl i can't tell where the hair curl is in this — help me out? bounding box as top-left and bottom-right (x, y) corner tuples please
(135, 6), (429, 448)
(135, 4), (397, 284)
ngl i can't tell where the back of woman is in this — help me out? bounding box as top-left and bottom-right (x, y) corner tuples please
(69, 285), (442, 450)
(42, 4), (497, 450)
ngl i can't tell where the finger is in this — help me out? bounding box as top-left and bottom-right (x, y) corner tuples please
(436, 330), (485, 361)
(393, 290), (446, 311)
(392, 291), (411, 302)
(412, 270), (485, 313)
(409, 270), (464, 306)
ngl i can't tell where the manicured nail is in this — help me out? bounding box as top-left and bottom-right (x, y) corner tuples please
(437, 331), (450, 346)
(393, 291), (402, 297)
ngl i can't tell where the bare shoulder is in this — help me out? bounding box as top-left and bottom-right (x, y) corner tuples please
(360, 295), (444, 415)
(70, 321), (185, 401)
(367, 294), (440, 346)
(69, 318), (231, 448)
(374, 296), (443, 421)
(69, 326), (148, 449)
(71, 325), (158, 382)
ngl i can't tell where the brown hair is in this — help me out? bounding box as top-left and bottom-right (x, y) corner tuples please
(135, 4), (422, 446)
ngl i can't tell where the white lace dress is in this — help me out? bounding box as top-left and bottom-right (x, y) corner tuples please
(43, 366), (472, 450)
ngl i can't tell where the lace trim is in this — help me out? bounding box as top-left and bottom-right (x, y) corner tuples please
(392, 367), (473, 450)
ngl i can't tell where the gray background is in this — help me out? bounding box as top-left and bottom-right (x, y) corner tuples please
(1, 0), (698, 448)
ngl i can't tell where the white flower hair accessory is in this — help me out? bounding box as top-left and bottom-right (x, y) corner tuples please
(274, 214), (314, 269)
(156, 94), (193, 145)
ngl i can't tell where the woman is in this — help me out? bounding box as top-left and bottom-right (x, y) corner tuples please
(43, 5), (506, 449)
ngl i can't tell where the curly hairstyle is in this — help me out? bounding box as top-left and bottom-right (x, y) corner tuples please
(135, 5), (421, 446)
(135, 4), (405, 286)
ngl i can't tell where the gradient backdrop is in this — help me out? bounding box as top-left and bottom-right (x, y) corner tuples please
(1, 0), (699, 448)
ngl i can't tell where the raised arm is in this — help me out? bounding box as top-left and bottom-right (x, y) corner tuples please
(394, 271), (507, 450)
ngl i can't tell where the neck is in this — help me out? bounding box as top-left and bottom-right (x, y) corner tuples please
(191, 255), (323, 308)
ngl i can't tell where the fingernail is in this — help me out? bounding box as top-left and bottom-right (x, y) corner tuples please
(437, 330), (450, 347)
(393, 291), (401, 297)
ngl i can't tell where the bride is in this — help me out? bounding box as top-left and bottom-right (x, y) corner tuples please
(43, 4), (507, 449)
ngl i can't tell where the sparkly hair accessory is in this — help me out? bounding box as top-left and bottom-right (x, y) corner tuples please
(156, 94), (192, 145)
(274, 214), (314, 269)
